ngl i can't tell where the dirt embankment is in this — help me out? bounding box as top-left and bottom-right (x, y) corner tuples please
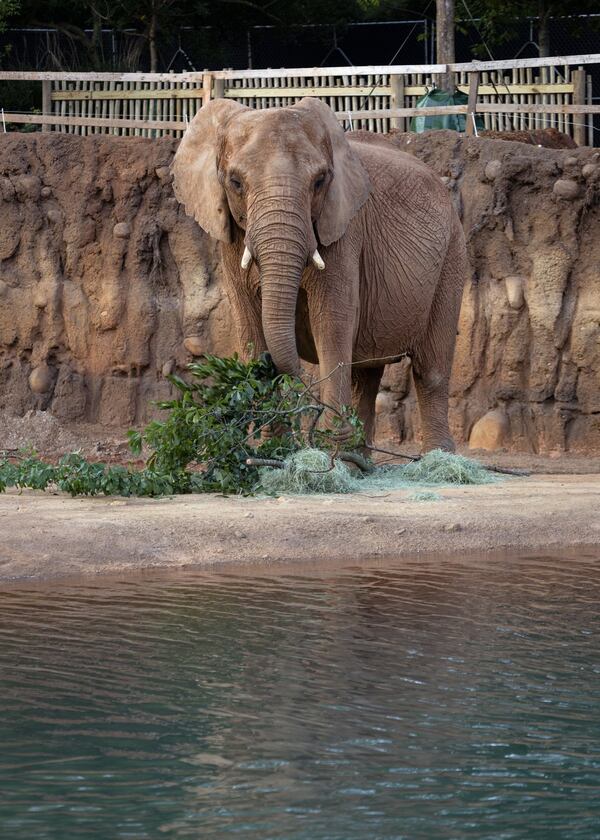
(0, 131), (599, 455)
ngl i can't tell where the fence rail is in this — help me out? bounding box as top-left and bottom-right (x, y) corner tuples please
(0, 53), (598, 145)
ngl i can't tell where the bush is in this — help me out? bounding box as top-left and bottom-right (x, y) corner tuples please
(0, 354), (364, 497)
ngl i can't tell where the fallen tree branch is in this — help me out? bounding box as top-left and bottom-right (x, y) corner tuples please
(365, 444), (420, 462)
(246, 457), (284, 469)
(246, 449), (374, 474)
(482, 464), (531, 476)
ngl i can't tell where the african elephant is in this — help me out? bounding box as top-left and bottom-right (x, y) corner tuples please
(172, 97), (468, 451)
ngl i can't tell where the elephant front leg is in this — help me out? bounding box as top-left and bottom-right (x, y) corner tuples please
(221, 270), (267, 361)
(306, 281), (357, 441)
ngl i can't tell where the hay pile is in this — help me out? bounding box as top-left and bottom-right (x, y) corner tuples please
(257, 448), (499, 496)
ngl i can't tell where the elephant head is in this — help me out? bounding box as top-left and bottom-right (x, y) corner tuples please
(172, 97), (371, 376)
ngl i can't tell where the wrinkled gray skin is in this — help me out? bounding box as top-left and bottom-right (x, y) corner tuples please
(172, 98), (467, 451)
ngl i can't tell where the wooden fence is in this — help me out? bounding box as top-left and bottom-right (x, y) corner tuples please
(0, 54), (598, 145)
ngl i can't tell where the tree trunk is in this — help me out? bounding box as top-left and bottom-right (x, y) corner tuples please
(538, 0), (551, 57)
(149, 10), (158, 72)
(90, 6), (103, 70)
(436, 0), (455, 93)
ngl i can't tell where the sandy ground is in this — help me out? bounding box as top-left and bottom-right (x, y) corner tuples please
(1, 475), (599, 582)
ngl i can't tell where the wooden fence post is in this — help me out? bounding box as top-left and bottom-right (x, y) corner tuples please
(389, 73), (406, 132)
(42, 80), (51, 132)
(213, 77), (225, 98)
(203, 71), (213, 105)
(465, 71), (479, 135)
(572, 68), (587, 147)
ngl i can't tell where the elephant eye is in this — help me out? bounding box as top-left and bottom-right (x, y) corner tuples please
(229, 174), (242, 192)
(314, 174), (326, 191)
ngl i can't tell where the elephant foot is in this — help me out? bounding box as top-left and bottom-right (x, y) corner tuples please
(422, 436), (456, 453)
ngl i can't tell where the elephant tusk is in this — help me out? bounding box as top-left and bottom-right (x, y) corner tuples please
(241, 246), (253, 270)
(312, 249), (325, 270)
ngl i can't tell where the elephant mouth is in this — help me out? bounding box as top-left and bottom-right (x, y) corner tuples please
(239, 242), (325, 273)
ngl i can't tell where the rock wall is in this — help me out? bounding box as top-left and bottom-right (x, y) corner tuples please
(0, 131), (599, 453)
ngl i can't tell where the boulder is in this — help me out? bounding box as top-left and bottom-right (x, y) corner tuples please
(469, 408), (509, 451)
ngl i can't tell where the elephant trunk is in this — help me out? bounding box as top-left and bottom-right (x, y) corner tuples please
(247, 188), (315, 377)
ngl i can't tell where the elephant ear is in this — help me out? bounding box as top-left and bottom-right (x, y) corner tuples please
(294, 97), (371, 246)
(171, 99), (248, 243)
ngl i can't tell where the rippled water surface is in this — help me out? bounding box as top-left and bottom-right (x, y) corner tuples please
(2, 552), (600, 839)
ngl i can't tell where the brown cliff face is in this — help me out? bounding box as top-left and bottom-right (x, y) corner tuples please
(0, 131), (598, 453)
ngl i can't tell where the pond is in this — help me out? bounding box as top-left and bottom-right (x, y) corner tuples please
(1, 551), (600, 839)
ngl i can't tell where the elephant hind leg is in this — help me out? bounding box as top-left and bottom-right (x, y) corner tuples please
(412, 365), (455, 452)
(351, 367), (384, 449)
(412, 234), (466, 453)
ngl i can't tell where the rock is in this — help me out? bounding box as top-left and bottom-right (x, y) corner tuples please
(582, 163), (597, 179)
(375, 390), (396, 416)
(445, 523), (462, 532)
(553, 179), (580, 200)
(50, 368), (87, 420)
(40, 186), (52, 198)
(469, 408), (509, 451)
(183, 335), (205, 356)
(505, 275), (525, 310)
(484, 159), (502, 181)
(29, 363), (53, 394)
(564, 156), (578, 167)
(46, 208), (62, 224)
(155, 166), (172, 182)
(395, 528), (406, 536)
(113, 222), (131, 238)
(33, 289), (47, 308)
(14, 174), (41, 201)
(161, 359), (175, 377)
(98, 377), (136, 425)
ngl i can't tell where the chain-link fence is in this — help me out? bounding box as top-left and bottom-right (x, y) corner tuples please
(2, 15), (598, 73)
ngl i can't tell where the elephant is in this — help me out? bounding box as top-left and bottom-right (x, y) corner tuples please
(172, 97), (468, 451)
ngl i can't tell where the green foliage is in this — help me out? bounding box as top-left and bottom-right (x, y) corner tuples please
(0, 0), (18, 31)
(0, 451), (177, 497)
(0, 354), (365, 498)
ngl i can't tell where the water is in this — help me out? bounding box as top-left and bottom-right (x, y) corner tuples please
(1, 552), (600, 839)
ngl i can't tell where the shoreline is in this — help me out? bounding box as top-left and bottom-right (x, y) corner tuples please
(1, 474), (599, 582)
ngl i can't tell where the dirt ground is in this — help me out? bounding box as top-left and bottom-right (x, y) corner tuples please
(1, 473), (599, 582)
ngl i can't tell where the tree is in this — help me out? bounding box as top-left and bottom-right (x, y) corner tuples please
(436, 0), (455, 91)
(0, 0), (19, 32)
(468, 0), (600, 58)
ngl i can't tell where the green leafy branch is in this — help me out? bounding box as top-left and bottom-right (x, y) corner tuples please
(0, 353), (365, 497)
